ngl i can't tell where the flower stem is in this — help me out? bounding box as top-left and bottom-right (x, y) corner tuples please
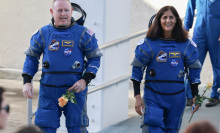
(201, 87), (207, 97)
(188, 112), (195, 123)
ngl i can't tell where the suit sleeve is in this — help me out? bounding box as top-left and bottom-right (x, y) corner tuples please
(131, 39), (153, 96)
(79, 28), (102, 77)
(23, 29), (44, 77)
(184, 0), (196, 31)
(184, 40), (201, 84)
(131, 40), (152, 82)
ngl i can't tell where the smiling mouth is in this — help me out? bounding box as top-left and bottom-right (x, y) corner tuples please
(165, 24), (172, 26)
(60, 18), (67, 20)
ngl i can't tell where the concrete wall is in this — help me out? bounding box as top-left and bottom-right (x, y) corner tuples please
(0, 0), (52, 69)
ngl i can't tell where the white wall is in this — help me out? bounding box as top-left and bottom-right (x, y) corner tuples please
(0, 0), (51, 69)
(70, 0), (130, 132)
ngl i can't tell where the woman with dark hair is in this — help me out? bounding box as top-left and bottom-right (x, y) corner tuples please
(183, 120), (217, 133)
(0, 87), (10, 129)
(147, 6), (188, 42)
(131, 6), (201, 133)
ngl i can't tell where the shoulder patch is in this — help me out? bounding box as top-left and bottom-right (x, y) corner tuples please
(137, 39), (145, 45)
(191, 41), (197, 47)
(32, 29), (39, 36)
(86, 29), (94, 36)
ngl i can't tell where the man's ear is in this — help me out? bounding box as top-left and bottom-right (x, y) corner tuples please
(50, 8), (53, 16)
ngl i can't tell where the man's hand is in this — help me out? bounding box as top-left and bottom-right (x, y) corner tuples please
(135, 94), (144, 116)
(191, 97), (199, 113)
(23, 83), (34, 99)
(68, 79), (86, 93)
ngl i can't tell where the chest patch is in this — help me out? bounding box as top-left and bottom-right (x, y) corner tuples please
(169, 51), (181, 58)
(62, 40), (74, 47)
(64, 48), (72, 56)
(49, 39), (59, 51)
(156, 51), (167, 62)
(171, 59), (179, 67)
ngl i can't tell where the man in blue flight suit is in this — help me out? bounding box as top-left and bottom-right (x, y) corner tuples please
(184, 0), (220, 107)
(22, 0), (102, 133)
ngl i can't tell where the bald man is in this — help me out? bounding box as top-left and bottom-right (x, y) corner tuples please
(22, 0), (102, 132)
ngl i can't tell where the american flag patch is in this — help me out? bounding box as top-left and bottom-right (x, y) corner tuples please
(191, 41), (197, 47)
(86, 29), (94, 36)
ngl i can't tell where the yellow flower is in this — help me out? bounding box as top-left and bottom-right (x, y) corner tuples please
(58, 96), (68, 107)
(206, 83), (213, 90)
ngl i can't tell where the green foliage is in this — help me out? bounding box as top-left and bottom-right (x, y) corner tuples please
(195, 95), (207, 107)
(64, 90), (77, 104)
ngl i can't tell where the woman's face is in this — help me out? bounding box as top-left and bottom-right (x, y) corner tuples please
(160, 10), (176, 34)
(0, 97), (9, 129)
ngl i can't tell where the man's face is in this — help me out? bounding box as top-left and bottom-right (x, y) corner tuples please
(50, 0), (73, 27)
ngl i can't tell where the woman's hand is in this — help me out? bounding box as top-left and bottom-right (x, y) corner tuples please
(191, 97), (200, 113)
(135, 94), (144, 116)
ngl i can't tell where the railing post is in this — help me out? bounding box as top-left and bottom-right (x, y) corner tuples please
(27, 98), (32, 126)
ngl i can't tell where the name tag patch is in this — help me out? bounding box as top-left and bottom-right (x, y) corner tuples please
(156, 51), (167, 62)
(49, 39), (59, 51)
(169, 51), (181, 58)
(62, 40), (74, 47)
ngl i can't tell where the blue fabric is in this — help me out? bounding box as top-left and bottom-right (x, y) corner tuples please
(67, 127), (88, 133)
(143, 106), (164, 126)
(39, 127), (88, 133)
(185, 78), (193, 99)
(23, 22), (101, 130)
(35, 85), (89, 128)
(40, 127), (57, 133)
(23, 23), (101, 78)
(142, 87), (186, 133)
(184, 0), (220, 99)
(132, 38), (200, 132)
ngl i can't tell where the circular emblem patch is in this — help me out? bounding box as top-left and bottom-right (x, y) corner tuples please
(64, 48), (72, 56)
(171, 59), (179, 67)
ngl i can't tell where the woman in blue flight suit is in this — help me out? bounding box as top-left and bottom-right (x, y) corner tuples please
(131, 6), (200, 133)
(184, 0), (220, 107)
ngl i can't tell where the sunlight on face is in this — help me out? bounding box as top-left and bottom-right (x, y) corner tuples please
(50, 0), (73, 26)
(160, 10), (176, 37)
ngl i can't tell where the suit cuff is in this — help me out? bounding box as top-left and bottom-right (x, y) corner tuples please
(82, 72), (96, 86)
(22, 74), (33, 84)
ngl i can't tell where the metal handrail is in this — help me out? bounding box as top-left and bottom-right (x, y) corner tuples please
(99, 29), (147, 50)
(88, 73), (131, 94)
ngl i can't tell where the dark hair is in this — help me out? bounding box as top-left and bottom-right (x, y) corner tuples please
(184, 120), (217, 133)
(15, 126), (43, 133)
(0, 87), (5, 108)
(147, 6), (188, 42)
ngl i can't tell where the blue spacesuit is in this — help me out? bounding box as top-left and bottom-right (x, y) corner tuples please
(131, 38), (201, 133)
(23, 20), (102, 133)
(184, 0), (220, 106)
